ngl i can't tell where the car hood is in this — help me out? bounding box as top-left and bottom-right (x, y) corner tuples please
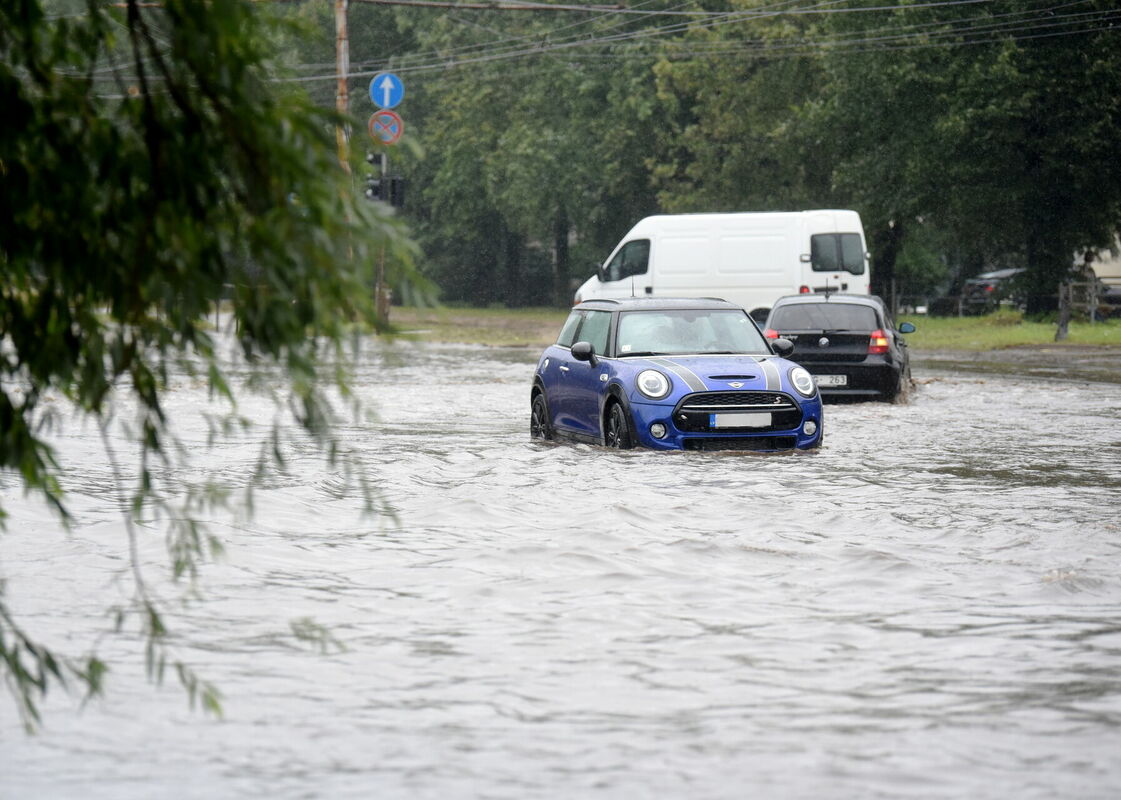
(629, 354), (790, 394)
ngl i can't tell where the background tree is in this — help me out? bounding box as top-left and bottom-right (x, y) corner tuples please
(359, 0), (1121, 309)
(379, 6), (665, 305)
(1, 0), (418, 727)
(649, 5), (829, 213)
(805, 0), (1121, 304)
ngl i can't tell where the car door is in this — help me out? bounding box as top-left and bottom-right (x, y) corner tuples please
(539, 310), (583, 432)
(553, 310), (612, 439)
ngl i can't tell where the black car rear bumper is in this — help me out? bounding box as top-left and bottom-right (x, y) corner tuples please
(800, 358), (902, 398)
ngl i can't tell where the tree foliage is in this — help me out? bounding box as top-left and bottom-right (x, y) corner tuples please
(804, 0), (1121, 300)
(330, 0), (1121, 306)
(1, 0), (416, 727)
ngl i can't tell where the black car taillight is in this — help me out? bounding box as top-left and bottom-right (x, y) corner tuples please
(868, 329), (889, 355)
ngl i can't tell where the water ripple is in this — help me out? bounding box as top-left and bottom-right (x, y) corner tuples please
(2, 346), (1120, 799)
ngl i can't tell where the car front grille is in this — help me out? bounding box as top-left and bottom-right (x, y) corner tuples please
(683, 436), (798, 452)
(673, 391), (803, 433)
(679, 391), (791, 408)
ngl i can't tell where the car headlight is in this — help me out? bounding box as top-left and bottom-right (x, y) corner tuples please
(636, 369), (671, 400)
(790, 366), (816, 397)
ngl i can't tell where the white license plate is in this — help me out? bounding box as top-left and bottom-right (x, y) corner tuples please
(710, 412), (773, 429)
(813, 374), (848, 387)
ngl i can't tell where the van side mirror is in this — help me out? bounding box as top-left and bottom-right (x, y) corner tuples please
(771, 338), (795, 357)
(899, 322), (916, 334)
(597, 265), (607, 283)
(571, 341), (597, 365)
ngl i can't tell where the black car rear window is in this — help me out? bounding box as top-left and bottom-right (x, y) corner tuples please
(771, 303), (878, 331)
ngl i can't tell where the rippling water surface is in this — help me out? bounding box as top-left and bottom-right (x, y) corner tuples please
(3, 341), (1121, 799)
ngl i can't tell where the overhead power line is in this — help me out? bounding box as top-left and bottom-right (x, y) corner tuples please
(269, 2), (1120, 82)
(351, 0), (625, 10)
(81, 0), (1121, 91)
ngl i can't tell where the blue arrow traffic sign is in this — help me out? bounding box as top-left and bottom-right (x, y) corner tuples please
(369, 72), (404, 110)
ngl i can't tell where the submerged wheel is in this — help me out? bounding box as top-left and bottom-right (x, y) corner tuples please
(530, 393), (552, 440)
(604, 402), (634, 449)
(890, 366), (912, 404)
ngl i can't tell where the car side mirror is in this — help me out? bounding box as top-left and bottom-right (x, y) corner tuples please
(899, 322), (916, 334)
(770, 338), (795, 357)
(571, 341), (597, 365)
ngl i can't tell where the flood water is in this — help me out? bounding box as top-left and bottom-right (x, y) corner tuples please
(3, 340), (1121, 799)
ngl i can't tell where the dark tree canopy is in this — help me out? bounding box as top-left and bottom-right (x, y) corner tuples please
(328, 0), (1121, 306)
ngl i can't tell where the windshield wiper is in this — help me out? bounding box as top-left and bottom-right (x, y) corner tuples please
(620, 351), (669, 357)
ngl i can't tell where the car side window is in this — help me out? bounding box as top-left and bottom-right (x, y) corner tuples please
(575, 310), (612, 355)
(556, 311), (583, 347)
(603, 240), (650, 283)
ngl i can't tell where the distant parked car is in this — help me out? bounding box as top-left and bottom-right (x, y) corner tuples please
(1094, 282), (1121, 315)
(762, 294), (915, 402)
(962, 268), (1026, 312)
(530, 297), (823, 452)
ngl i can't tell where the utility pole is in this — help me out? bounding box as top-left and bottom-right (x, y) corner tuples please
(334, 0), (350, 172)
(372, 152), (390, 320)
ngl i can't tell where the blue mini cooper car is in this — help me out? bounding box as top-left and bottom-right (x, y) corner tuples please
(530, 298), (823, 452)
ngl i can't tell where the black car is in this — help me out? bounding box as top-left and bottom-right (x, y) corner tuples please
(762, 294), (915, 402)
(962, 267), (1025, 313)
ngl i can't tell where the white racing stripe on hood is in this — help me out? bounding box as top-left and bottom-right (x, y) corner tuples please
(753, 357), (781, 391)
(648, 358), (708, 392)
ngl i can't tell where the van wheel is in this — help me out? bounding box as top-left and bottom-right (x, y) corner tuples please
(605, 402), (633, 449)
(530, 393), (552, 440)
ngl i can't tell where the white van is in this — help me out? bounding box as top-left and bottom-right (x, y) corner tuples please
(573, 210), (871, 319)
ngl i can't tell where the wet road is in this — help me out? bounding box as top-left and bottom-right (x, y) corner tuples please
(2, 341), (1120, 799)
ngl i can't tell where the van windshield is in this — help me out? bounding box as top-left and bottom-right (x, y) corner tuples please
(811, 233), (865, 274)
(616, 309), (771, 356)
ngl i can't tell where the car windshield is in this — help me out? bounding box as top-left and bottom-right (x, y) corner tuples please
(616, 309), (770, 356)
(770, 303), (878, 331)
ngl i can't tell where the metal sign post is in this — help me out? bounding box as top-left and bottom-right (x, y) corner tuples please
(366, 74), (406, 323)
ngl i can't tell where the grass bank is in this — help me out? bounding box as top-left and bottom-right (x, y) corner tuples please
(389, 305), (1121, 352)
(898, 310), (1121, 351)
(391, 306), (568, 347)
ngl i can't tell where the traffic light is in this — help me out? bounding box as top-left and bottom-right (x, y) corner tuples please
(388, 176), (405, 209)
(364, 173), (382, 201)
(362, 152), (404, 208)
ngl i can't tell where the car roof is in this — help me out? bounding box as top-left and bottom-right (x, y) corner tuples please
(970, 268), (1024, 281)
(574, 297), (744, 312)
(770, 293), (885, 310)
